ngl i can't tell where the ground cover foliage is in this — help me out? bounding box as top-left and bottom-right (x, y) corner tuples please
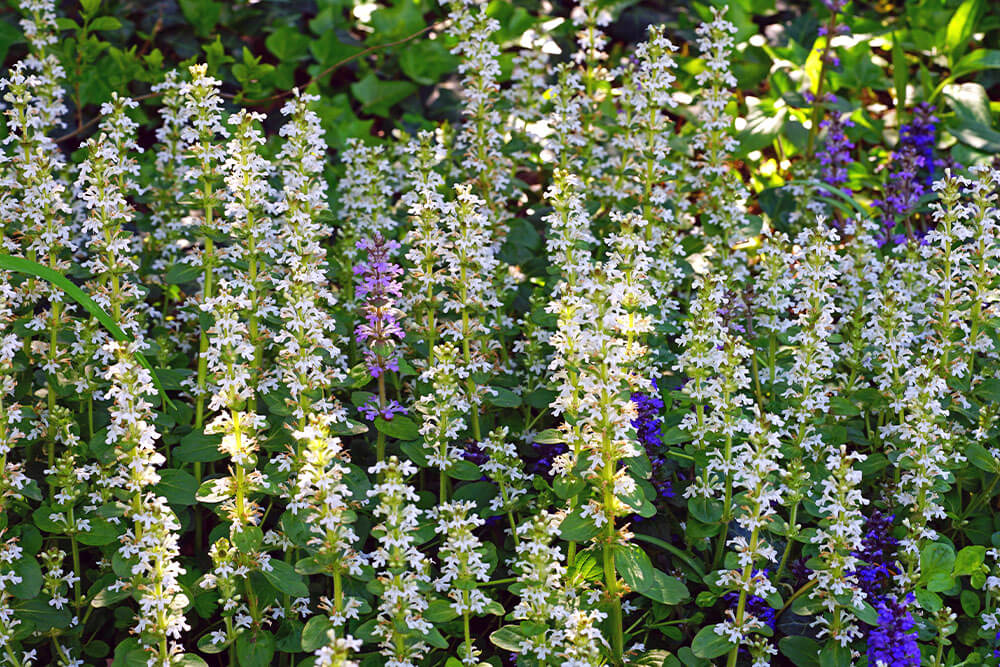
(2, 0), (1000, 666)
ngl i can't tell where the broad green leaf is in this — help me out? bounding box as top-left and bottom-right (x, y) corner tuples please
(961, 589), (980, 616)
(447, 459), (482, 481)
(921, 542), (956, 579)
(952, 49), (1000, 79)
(76, 517), (118, 546)
(7, 555), (41, 599)
(89, 16), (122, 31)
(266, 25), (310, 62)
(486, 386), (522, 408)
(350, 72), (417, 117)
(616, 543), (655, 591)
(533, 428), (565, 444)
(178, 0), (223, 38)
(953, 545), (986, 576)
(489, 626), (527, 652)
(945, 0), (983, 62)
(236, 631), (276, 667)
(374, 415), (419, 440)
(559, 508), (600, 542)
(691, 624), (735, 659)
(425, 599), (460, 623)
(399, 39), (459, 85)
(804, 35), (827, 95)
(154, 468), (199, 506)
(262, 560), (309, 597)
(964, 442), (998, 473)
(687, 496), (723, 524)
(301, 615), (333, 652)
(232, 525), (264, 553)
(779, 636), (820, 667)
(15, 598), (72, 632)
(643, 569), (689, 604)
(174, 429), (224, 463)
(310, 32), (361, 68)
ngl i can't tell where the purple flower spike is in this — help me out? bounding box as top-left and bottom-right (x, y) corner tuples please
(868, 594), (920, 667)
(355, 233), (405, 380)
(872, 104), (939, 243)
(817, 115), (855, 196)
(630, 379), (674, 504)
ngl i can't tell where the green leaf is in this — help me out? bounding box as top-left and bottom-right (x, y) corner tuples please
(778, 636), (820, 667)
(368, 0), (424, 44)
(486, 386), (521, 408)
(76, 518), (118, 546)
(616, 543), (654, 589)
(921, 542), (956, 578)
(195, 478), (228, 503)
(399, 38), (459, 85)
(310, 32), (361, 68)
(447, 459), (482, 481)
(644, 569), (689, 604)
(266, 25), (310, 62)
(691, 624), (735, 660)
(618, 481), (655, 518)
(154, 469), (198, 506)
(965, 442), (999, 473)
(425, 599), (460, 623)
(89, 16), (122, 31)
(616, 543), (689, 604)
(533, 428), (565, 444)
(851, 601), (878, 626)
(944, 82), (992, 126)
(153, 368), (193, 391)
(804, 35), (827, 95)
(961, 589), (980, 616)
(818, 642), (850, 667)
(174, 429), (224, 463)
(0, 20), (23, 67)
(179, 0), (223, 38)
(374, 415), (419, 440)
(554, 475), (586, 499)
(198, 632), (231, 654)
(452, 480), (498, 509)
(350, 73), (417, 117)
(829, 396), (860, 417)
(953, 545), (986, 576)
(91, 582), (131, 608)
(489, 626), (527, 652)
(687, 496), (723, 524)
(0, 254), (173, 408)
(425, 628), (448, 649)
(235, 631), (276, 667)
(15, 598), (72, 632)
(232, 525), (264, 553)
(7, 556), (41, 599)
(262, 560), (309, 597)
(559, 508), (600, 542)
(952, 49), (1000, 79)
(301, 615), (332, 652)
(945, 0), (983, 62)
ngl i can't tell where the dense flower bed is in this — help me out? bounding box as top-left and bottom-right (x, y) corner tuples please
(1, 1), (1000, 666)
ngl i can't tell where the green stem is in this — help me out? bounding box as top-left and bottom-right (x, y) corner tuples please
(602, 525), (624, 665)
(774, 502), (799, 584)
(376, 373), (387, 469)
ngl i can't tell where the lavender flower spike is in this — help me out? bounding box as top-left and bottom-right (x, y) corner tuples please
(355, 233), (405, 379)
